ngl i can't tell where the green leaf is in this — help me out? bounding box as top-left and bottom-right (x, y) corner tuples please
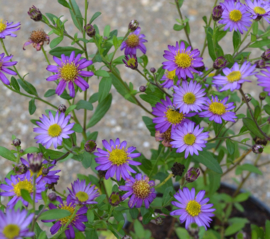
(234, 192), (249, 202)
(49, 46), (83, 58)
(95, 70), (110, 77)
(173, 24), (185, 31)
(242, 118), (265, 139)
(57, 0), (70, 8)
(44, 89), (56, 97)
(89, 92), (99, 103)
(264, 105), (270, 115)
(139, 94), (160, 106)
(265, 220), (270, 238)
(37, 231), (47, 239)
(224, 222), (246, 236)
(72, 123), (83, 133)
(192, 150), (222, 174)
(89, 12), (101, 24)
(175, 228), (190, 239)
(29, 98), (36, 115)
(11, 77), (20, 91)
(104, 25), (111, 37)
(87, 209), (94, 223)
(249, 39), (270, 48)
(235, 164), (262, 175)
(50, 36), (64, 48)
(45, 13), (57, 24)
(17, 79), (38, 96)
(134, 220), (145, 239)
(85, 229), (98, 239)
(81, 152), (93, 169)
(142, 116), (155, 137)
(206, 27), (216, 61)
(20, 189), (33, 205)
(39, 209), (71, 220)
(233, 31), (241, 51)
(65, 105), (77, 115)
(0, 146), (16, 162)
(226, 139), (235, 155)
(69, 0), (83, 31)
(76, 100), (93, 111)
(23, 147), (40, 154)
(208, 171), (221, 195)
(98, 77), (112, 103)
(87, 93), (112, 128)
(129, 208), (139, 219)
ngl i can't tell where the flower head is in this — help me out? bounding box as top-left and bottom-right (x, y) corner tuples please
(67, 179), (99, 205)
(0, 209), (35, 239)
(199, 96), (237, 124)
(46, 51), (93, 97)
(171, 122), (209, 158)
(152, 96), (196, 133)
(212, 5), (224, 21)
(84, 24), (95, 37)
(173, 81), (207, 114)
(26, 152), (43, 173)
(162, 41), (204, 80)
(94, 138), (141, 181)
(155, 127), (173, 147)
(119, 174), (156, 208)
(109, 192), (121, 206)
(123, 55), (138, 69)
(34, 111), (75, 149)
(213, 56), (227, 70)
(170, 188), (215, 230)
(246, 0), (270, 22)
(84, 140), (97, 153)
(0, 53), (17, 85)
(0, 171), (46, 208)
(0, 20), (20, 38)
(23, 29), (50, 51)
(28, 5), (42, 21)
(261, 49), (270, 61)
(219, 0), (252, 34)
(128, 20), (139, 31)
(186, 167), (200, 182)
(160, 69), (177, 89)
(171, 162), (185, 177)
(213, 61), (256, 92)
(256, 67), (270, 96)
(120, 27), (147, 55)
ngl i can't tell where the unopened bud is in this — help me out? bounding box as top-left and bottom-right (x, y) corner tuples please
(255, 59), (266, 69)
(150, 67), (156, 73)
(261, 49), (270, 61)
(58, 104), (66, 113)
(128, 20), (139, 31)
(19, 149), (24, 154)
(109, 192), (121, 206)
(139, 86), (146, 92)
(212, 5), (223, 21)
(254, 137), (267, 146)
(47, 183), (57, 190)
(42, 168), (49, 176)
(12, 138), (21, 147)
(13, 164), (27, 175)
(171, 162), (185, 177)
(186, 167), (200, 183)
(194, 64), (205, 72)
(259, 92), (266, 101)
(28, 5), (42, 21)
(84, 140), (97, 153)
(27, 153), (43, 173)
(242, 93), (252, 103)
(84, 24), (96, 37)
(213, 56), (227, 70)
(252, 144), (264, 154)
(48, 192), (57, 201)
(98, 170), (106, 178)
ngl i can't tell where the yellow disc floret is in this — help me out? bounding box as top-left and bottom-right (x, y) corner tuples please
(126, 34), (139, 47)
(109, 149), (128, 166)
(166, 70), (176, 80)
(229, 10), (242, 22)
(13, 179), (33, 196)
(209, 102), (226, 115)
(30, 167), (43, 177)
(59, 204), (76, 225)
(165, 109), (184, 124)
(132, 180), (150, 199)
(183, 133), (196, 145)
(76, 191), (89, 202)
(186, 200), (201, 216)
(0, 19), (7, 33)
(174, 52), (192, 68)
(227, 71), (242, 82)
(60, 63), (78, 81)
(254, 6), (266, 15)
(48, 124), (62, 137)
(183, 92), (196, 104)
(3, 224), (20, 239)
(127, 58), (136, 67)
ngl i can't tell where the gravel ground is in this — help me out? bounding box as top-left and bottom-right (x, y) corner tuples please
(0, 0), (270, 227)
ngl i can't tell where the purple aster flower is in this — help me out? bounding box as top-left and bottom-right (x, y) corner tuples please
(219, 0), (252, 34)
(0, 20), (20, 38)
(173, 81), (207, 114)
(67, 179), (99, 205)
(171, 122), (209, 158)
(44, 196), (87, 239)
(120, 27), (147, 55)
(34, 111), (75, 149)
(152, 96), (196, 133)
(212, 61), (256, 92)
(0, 171), (46, 208)
(246, 0), (270, 22)
(0, 209), (35, 239)
(170, 188), (215, 230)
(20, 157), (60, 184)
(199, 96), (237, 124)
(119, 173), (156, 208)
(122, 55), (138, 69)
(160, 69), (178, 89)
(0, 53), (17, 85)
(256, 67), (270, 96)
(162, 41), (204, 80)
(94, 138), (141, 181)
(46, 51), (93, 97)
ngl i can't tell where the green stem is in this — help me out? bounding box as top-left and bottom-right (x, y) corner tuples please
(31, 174), (37, 236)
(155, 173), (174, 189)
(204, 121), (213, 132)
(149, 146), (165, 178)
(41, 46), (51, 65)
(55, 190), (66, 199)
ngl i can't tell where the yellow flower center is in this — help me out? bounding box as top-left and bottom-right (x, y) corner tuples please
(227, 70), (242, 82)
(254, 6), (266, 15)
(59, 204), (75, 225)
(60, 63), (78, 81)
(183, 92), (196, 104)
(110, 194), (120, 204)
(183, 133), (196, 145)
(174, 52), (192, 68)
(126, 34), (139, 47)
(48, 124), (62, 137)
(30, 167), (43, 177)
(165, 109), (184, 124)
(132, 180), (150, 199)
(186, 200), (201, 217)
(3, 224), (20, 239)
(166, 69), (176, 80)
(109, 148), (128, 166)
(127, 58), (136, 67)
(13, 179), (33, 196)
(229, 9), (242, 22)
(208, 72), (215, 77)
(76, 191), (89, 202)
(0, 19), (7, 33)
(209, 102), (226, 115)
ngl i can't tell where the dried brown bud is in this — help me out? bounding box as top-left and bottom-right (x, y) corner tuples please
(171, 162), (185, 177)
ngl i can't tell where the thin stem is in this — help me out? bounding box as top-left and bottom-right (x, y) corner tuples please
(155, 173), (174, 189)
(149, 146), (165, 178)
(41, 46), (51, 65)
(55, 152), (70, 161)
(55, 190), (66, 199)
(31, 174), (37, 236)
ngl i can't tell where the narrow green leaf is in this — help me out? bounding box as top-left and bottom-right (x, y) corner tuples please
(57, 0), (70, 8)
(23, 147), (39, 154)
(234, 192), (249, 202)
(134, 220), (145, 239)
(173, 24), (185, 31)
(226, 139), (235, 155)
(89, 12), (101, 24)
(20, 189), (33, 205)
(39, 209), (71, 220)
(72, 123), (83, 133)
(235, 164), (262, 175)
(50, 36), (64, 48)
(65, 105), (77, 115)
(225, 222), (246, 236)
(233, 31), (241, 51)
(264, 105), (270, 115)
(249, 39), (270, 48)
(44, 89), (56, 97)
(69, 0), (83, 31)
(29, 98), (36, 115)
(142, 116), (155, 137)
(17, 79), (38, 96)
(87, 209), (94, 223)
(49, 46), (83, 58)
(206, 27), (216, 61)
(242, 118), (265, 138)
(98, 77), (112, 103)
(104, 25), (111, 37)
(265, 220), (270, 238)
(76, 100), (93, 110)
(95, 70), (110, 77)
(11, 77), (20, 91)
(0, 146), (16, 162)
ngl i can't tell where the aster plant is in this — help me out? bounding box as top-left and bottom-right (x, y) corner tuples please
(1, 0), (270, 238)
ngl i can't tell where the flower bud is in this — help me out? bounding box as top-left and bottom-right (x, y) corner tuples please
(84, 140), (97, 153)
(109, 192), (121, 206)
(194, 64), (205, 72)
(128, 20), (139, 31)
(123, 55), (138, 70)
(253, 137), (267, 146)
(13, 164), (27, 175)
(98, 170), (106, 178)
(150, 67), (156, 73)
(185, 167), (200, 183)
(28, 5), (42, 21)
(27, 153), (43, 173)
(171, 162), (185, 177)
(84, 24), (96, 37)
(212, 5), (223, 21)
(213, 56), (227, 70)
(261, 49), (270, 61)
(42, 168), (49, 176)
(12, 138), (21, 147)
(252, 144), (264, 154)
(139, 86), (146, 92)
(48, 183), (57, 190)
(58, 104), (67, 113)
(19, 149), (24, 154)
(48, 192), (57, 202)
(255, 59), (266, 69)
(259, 92), (266, 101)
(242, 93), (252, 103)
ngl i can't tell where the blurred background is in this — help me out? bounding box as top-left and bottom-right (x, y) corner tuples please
(0, 0), (270, 209)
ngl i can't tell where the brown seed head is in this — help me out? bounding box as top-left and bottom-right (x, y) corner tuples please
(30, 30), (48, 44)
